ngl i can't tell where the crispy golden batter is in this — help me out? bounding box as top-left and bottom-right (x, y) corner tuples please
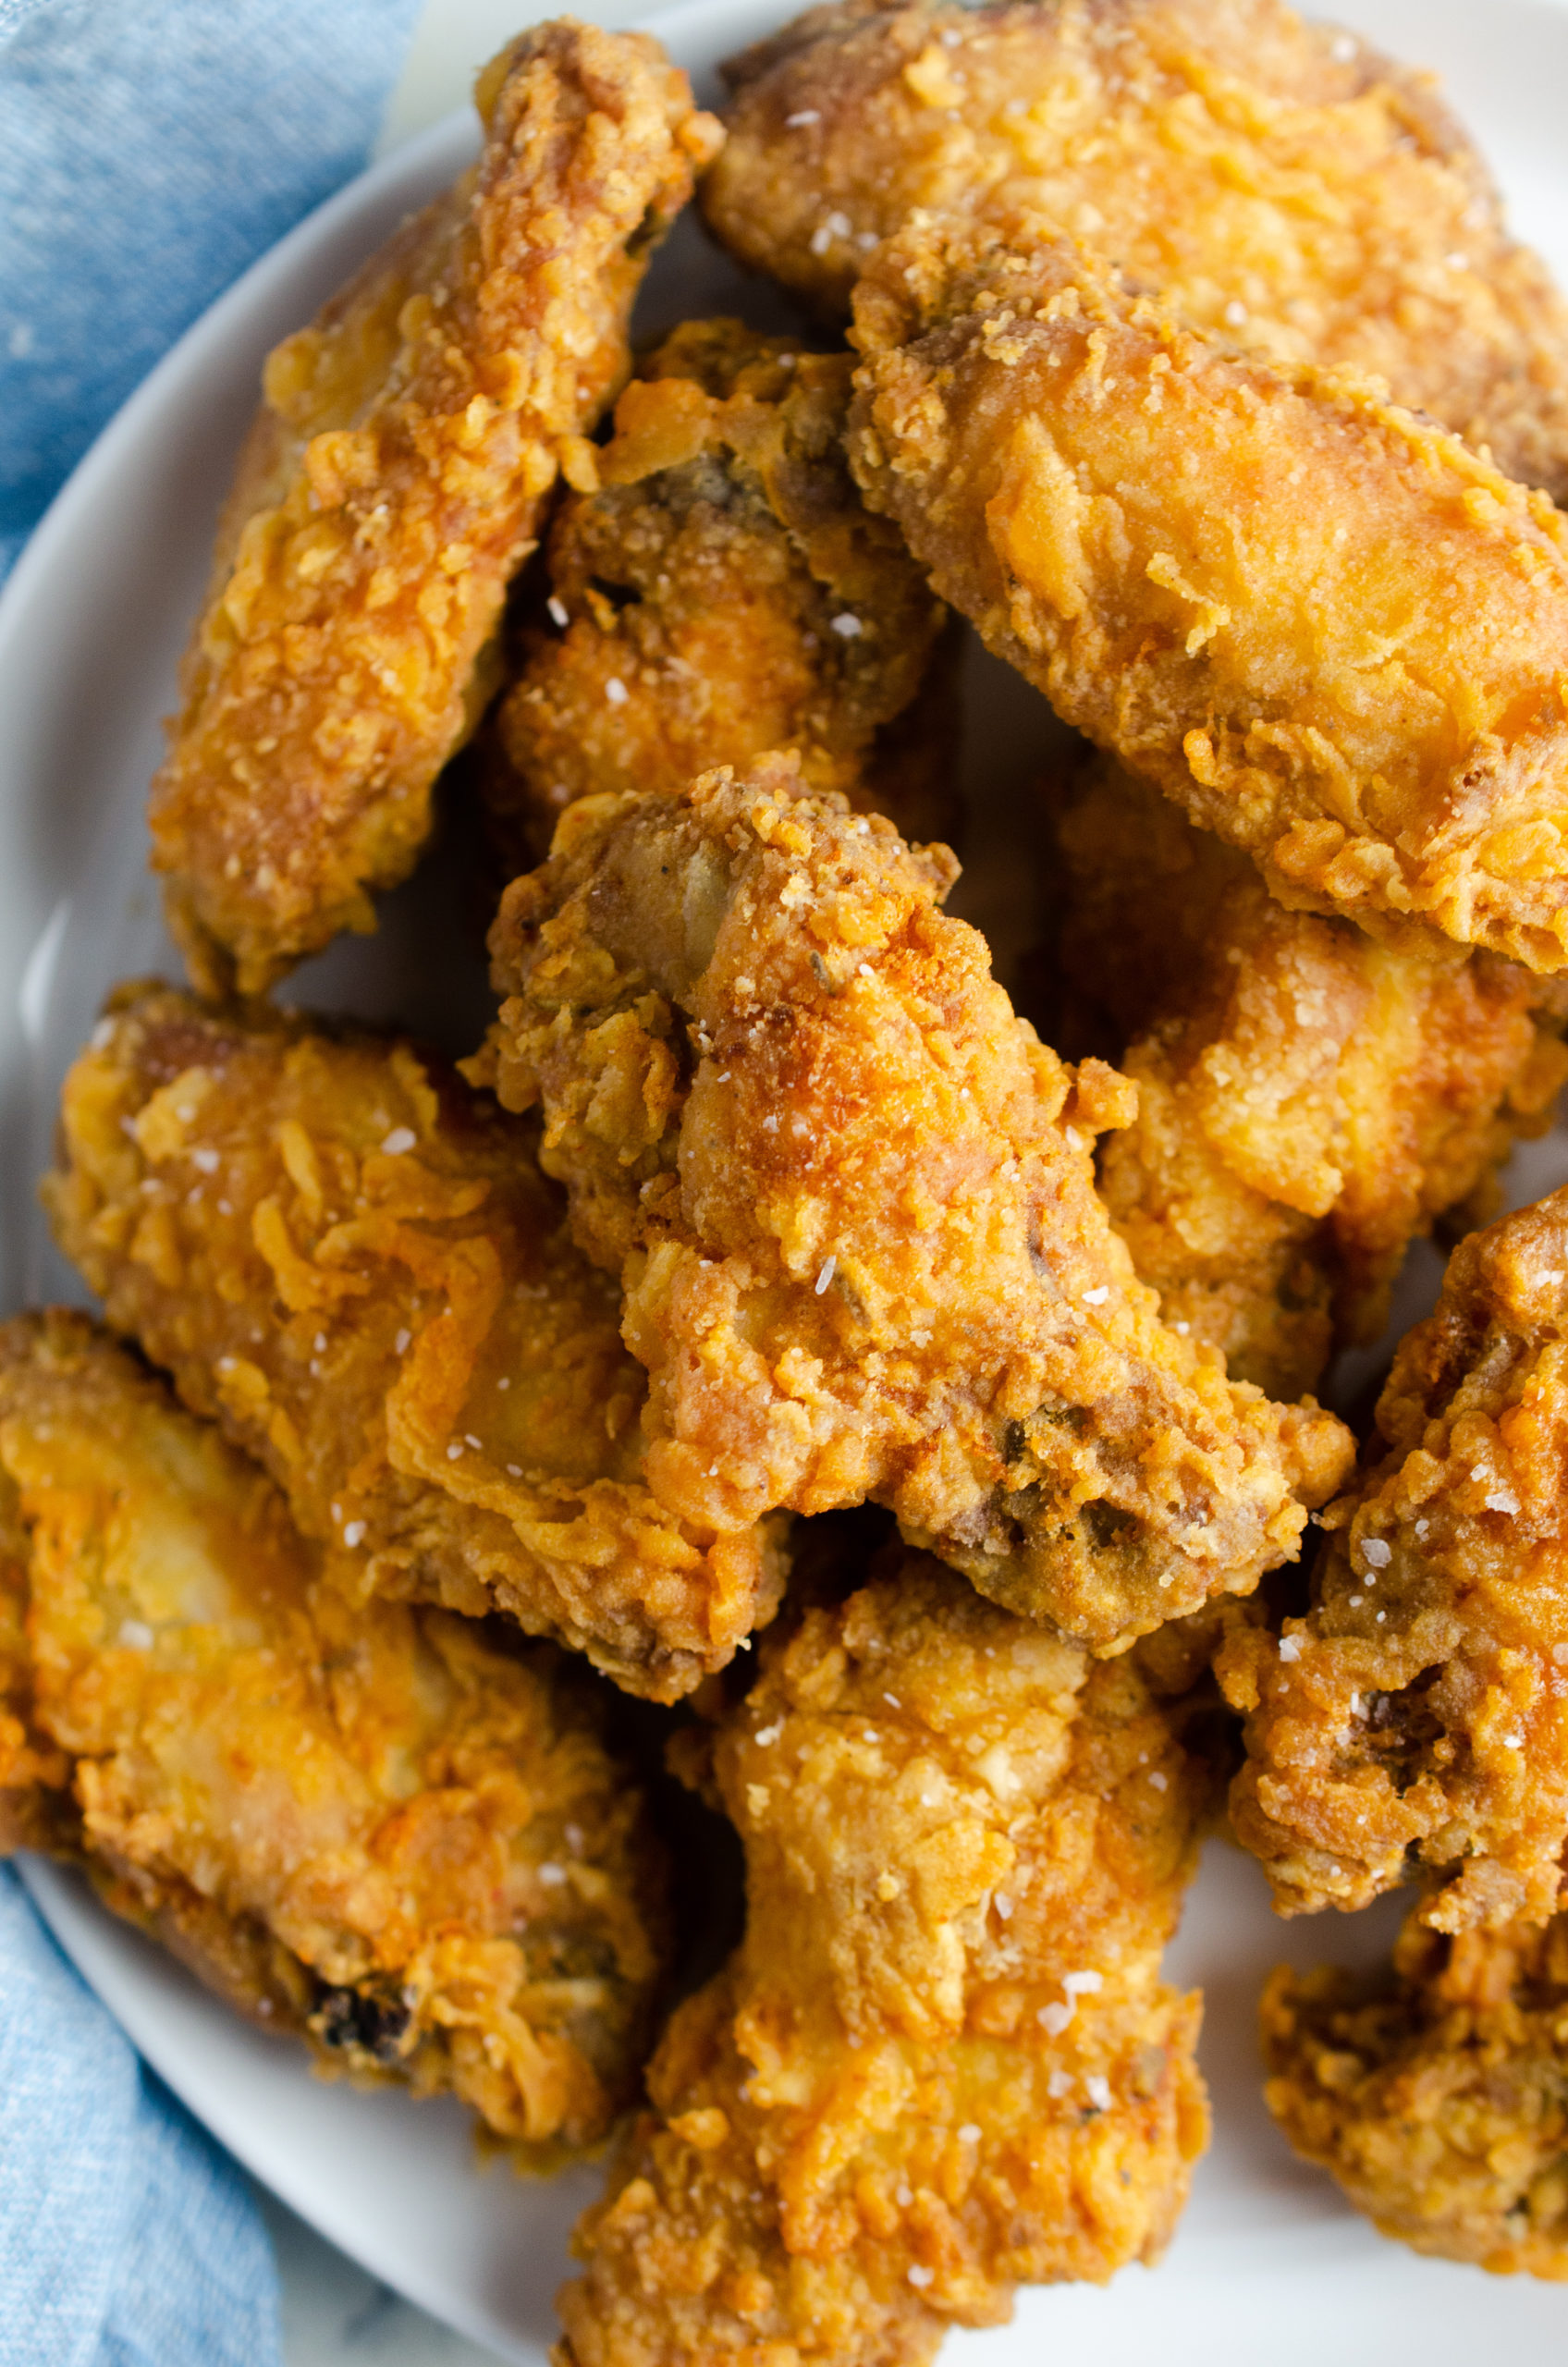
(848, 219), (1568, 973)
(0, 1309), (666, 2153)
(1263, 1904), (1568, 2275)
(472, 755), (1350, 1655)
(1220, 1189), (1568, 1932)
(705, 0), (1568, 497)
(1049, 759), (1568, 1397)
(44, 986), (785, 1702)
(480, 316), (957, 877)
(556, 1551), (1210, 2364)
(150, 22), (720, 996)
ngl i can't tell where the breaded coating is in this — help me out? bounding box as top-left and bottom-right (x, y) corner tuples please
(0, 1310), (666, 2154)
(44, 987), (785, 1702)
(150, 21), (720, 996)
(705, 0), (1568, 498)
(1263, 1903), (1568, 2275)
(848, 220), (1568, 973)
(556, 1552), (1210, 2364)
(1220, 1188), (1568, 1933)
(472, 754), (1351, 1655)
(1050, 759), (1568, 1397)
(480, 316), (956, 877)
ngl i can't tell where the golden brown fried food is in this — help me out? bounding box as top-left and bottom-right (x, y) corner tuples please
(1049, 759), (1568, 1397)
(150, 22), (721, 997)
(848, 218), (1568, 973)
(472, 754), (1351, 1655)
(1263, 1903), (1568, 2275)
(556, 1550), (1210, 2364)
(1220, 1188), (1568, 1932)
(44, 986), (785, 1702)
(480, 316), (957, 877)
(706, 0), (1568, 498)
(0, 1309), (666, 2154)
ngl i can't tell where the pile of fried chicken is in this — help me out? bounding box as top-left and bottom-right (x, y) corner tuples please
(10, 1), (1568, 2352)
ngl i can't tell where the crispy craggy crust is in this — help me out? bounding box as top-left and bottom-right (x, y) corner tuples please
(555, 1553), (1210, 2364)
(1220, 1189), (1568, 1932)
(848, 219), (1568, 974)
(150, 21), (721, 997)
(472, 754), (1350, 1655)
(480, 317), (958, 878)
(0, 1310), (668, 2153)
(1263, 1905), (1568, 2275)
(705, 0), (1568, 499)
(43, 987), (785, 1702)
(1050, 760), (1568, 1398)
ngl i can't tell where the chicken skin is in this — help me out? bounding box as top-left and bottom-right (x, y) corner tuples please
(150, 21), (720, 996)
(556, 1551), (1211, 2365)
(1263, 1903), (1568, 2276)
(704, 0), (1568, 498)
(472, 754), (1350, 1655)
(0, 1310), (667, 2154)
(1048, 760), (1568, 1398)
(848, 218), (1568, 974)
(44, 987), (786, 1702)
(479, 316), (956, 879)
(1221, 1188), (1568, 1934)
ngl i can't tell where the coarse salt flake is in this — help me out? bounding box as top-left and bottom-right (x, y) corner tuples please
(815, 1255), (837, 1294)
(1148, 1770), (1168, 1791)
(1361, 1538), (1391, 1568)
(118, 1619), (154, 1651)
(1037, 2001), (1072, 2035)
(539, 1864), (567, 1886)
(1082, 1284), (1109, 1306)
(191, 1147), (219, 1174)
(381, 1127), (416, 1155)
(342, 1521), (365, 1550)
(958, 2123), (981, 2143)
(546, 595), (569, 627)
(605, 677), (629, 705)
(830, 612), (863, 638)
(394, 1329), (410, 1355)
(785, 107), (821, 125)
(908, 2265), (934, 2289)
(1047, 2068), (1073, 2098)
(1084, 2075), (1113, 2112)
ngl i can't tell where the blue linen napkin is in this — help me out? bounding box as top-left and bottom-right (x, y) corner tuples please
(0, 0), (425, 581)
(0, 1867), (280, 2367)
(0, 1), (424, 2357)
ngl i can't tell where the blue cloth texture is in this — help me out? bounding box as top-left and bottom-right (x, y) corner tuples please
(0, 0), (425, 580)
(0, 1866), (281, 2367)
(0, 0), (424, 2352)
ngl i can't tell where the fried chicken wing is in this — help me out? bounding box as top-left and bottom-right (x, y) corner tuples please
(471, 754), (1350, 1655)
(44, 987), (785, 1702)
(1049, 759), (1568, 1397)
(150, 22), (720, 996)
(1263, 1903), (1568, 2275)
(479, 316), (957, 878)
(1220, 1188), (1568, 1932)
(0, 1309), (666, 2154)
(704, 0), (1568, 499)
(848, 219), (1568, 973)
(556, 1550), (1210, 2364)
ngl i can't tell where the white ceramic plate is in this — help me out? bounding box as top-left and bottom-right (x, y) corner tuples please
(7, 3), (1568, 2359)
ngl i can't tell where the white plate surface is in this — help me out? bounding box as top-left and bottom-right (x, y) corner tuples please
(6, 2), (1568, 2359)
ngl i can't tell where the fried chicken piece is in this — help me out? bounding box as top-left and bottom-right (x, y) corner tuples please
(705, 0), (1568, 500)
(149, 23), (720, 997)
(471, 754), (1351, 1655)
(1263, 1903), (1568, 2275)
(44, 986), (785, 1702)
(555, 1551), (1210, 2364)
(1048, 759), (1568, 1397)
(848, 218), (1568, 974)
(1220, 1188), (1568, 1932)
(0, 1309), (667, 2154)
(479, 316), (957, 878)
